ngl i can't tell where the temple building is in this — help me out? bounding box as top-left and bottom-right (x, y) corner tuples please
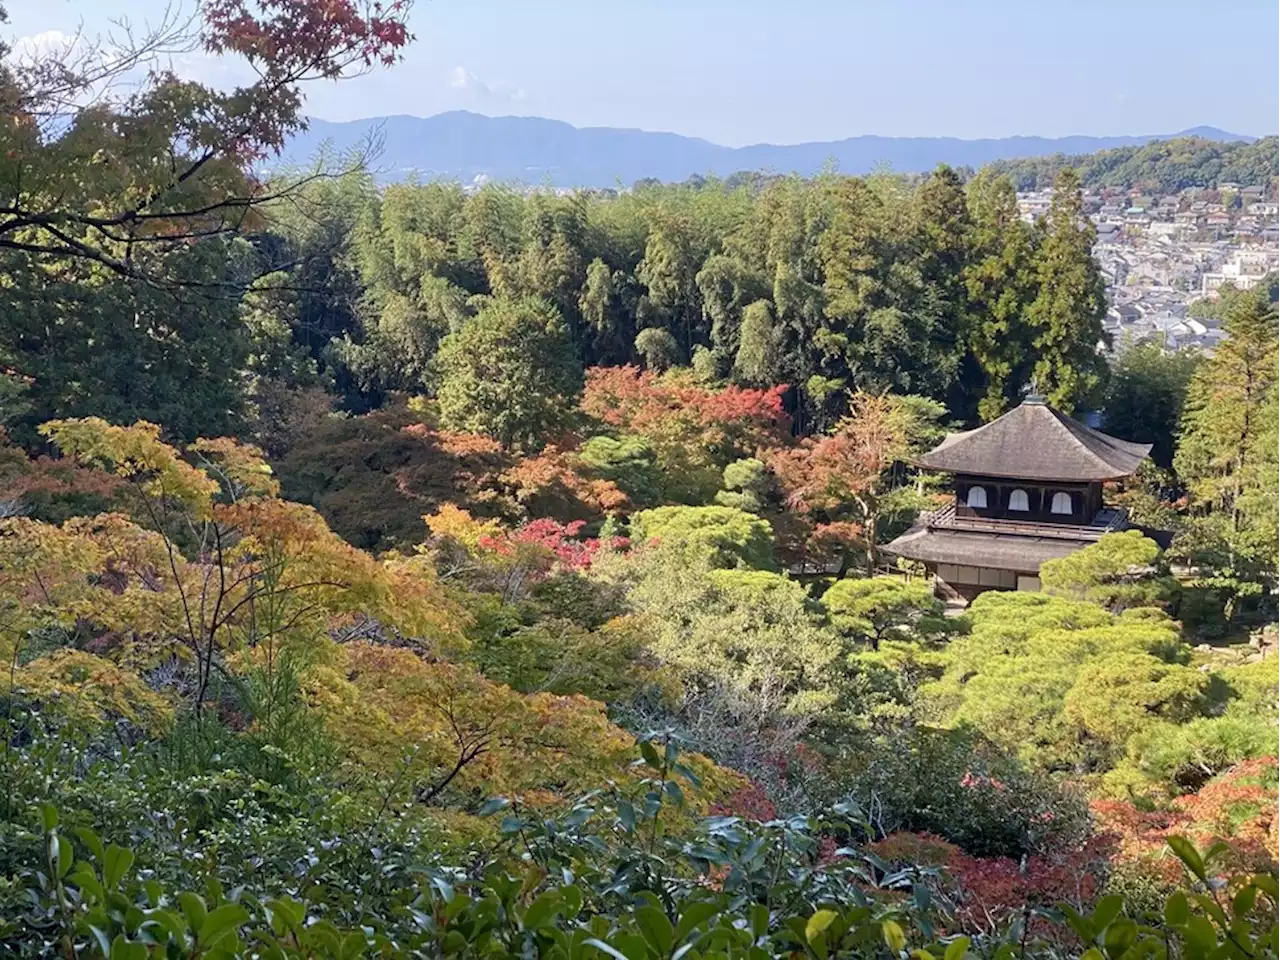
(883, 395), (1154, 604)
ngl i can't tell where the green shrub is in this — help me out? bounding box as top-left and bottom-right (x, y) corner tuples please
(629, 505), (776, 570)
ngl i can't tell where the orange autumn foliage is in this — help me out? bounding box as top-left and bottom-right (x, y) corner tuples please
(768, 391), (932, 572)
(500, 446), (629, 518)
(582, 366), (791, 503)
(0, 430), (125, 521)
(1092, 756), (1279, 882)
(7, 419), (746, 822)
(9, 420), (466, 701)
(582, 366), (790, 451)
(280, 409), (517, 550)
(769, 392), (907, 516)
(281, 410), (625, 550)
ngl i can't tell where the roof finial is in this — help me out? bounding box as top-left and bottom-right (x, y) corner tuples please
(1023, 378), (1046, 405)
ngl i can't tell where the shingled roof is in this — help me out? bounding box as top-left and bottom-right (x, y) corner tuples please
(915, 397), (1151, 482)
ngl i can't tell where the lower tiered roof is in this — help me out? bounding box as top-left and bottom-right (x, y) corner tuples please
(883, 503), (1129, 574)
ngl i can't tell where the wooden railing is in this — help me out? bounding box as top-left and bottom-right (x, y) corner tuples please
(920, 503), (1128, 542)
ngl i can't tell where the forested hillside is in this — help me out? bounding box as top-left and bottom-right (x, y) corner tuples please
(0, 2), (1276, 957)
(1, 164), (1113, 442)
(986, 135), (1280, 193)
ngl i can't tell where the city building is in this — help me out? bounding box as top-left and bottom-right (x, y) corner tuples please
(1203, 249), (1276, 293)
(1011, 179), (1277, 352)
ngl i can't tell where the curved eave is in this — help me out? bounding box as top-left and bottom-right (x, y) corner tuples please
(883, 525), (1095, 574)
(910, 402), (1153, 482)
(907, 459), (1147, 484)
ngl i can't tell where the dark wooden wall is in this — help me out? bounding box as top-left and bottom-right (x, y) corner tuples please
(953, 476), (1103, 524)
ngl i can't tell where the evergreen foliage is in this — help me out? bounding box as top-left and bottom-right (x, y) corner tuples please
(434, 298), (583, 450)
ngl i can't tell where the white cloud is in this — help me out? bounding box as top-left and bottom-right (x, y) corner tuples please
(7, 29), (78, 62)
(167, 50), (258, 90)
(7, 23), (253, 91)
(6, 27), (255, 112)
(448, 65), (526, 103)
(448, 66), (479, 90)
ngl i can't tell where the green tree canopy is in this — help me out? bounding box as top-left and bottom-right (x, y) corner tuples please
(634, 327), (683, 371)
(1103, 342), (1201, 467)
(714, 458), (771, 514)
(595, 546), (840, 717)
(629, 505), (777, 571)
(1026, 169), (1108, 411)
(820, 576), (949, 649)
(433, 297), (583, 450)
(1173, 284), (1279, 621)
(1040, 531), (1174, 613)
(922, 592), (1195, 775)
(963, 173), (1040, 421)
(578, 434), (663, 507)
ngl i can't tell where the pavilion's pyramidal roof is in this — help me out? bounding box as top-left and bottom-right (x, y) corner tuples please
(915, 397), (1151, 482)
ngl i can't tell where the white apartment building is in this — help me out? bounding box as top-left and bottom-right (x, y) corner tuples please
(1202, 249), (1278, 293)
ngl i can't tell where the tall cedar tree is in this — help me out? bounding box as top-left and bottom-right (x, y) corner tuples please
(1026, 169), (1109, 411)
(1173, 284), (1279, 618)
(912, 165), (971, 411)
(963, 173), (1039, 421)
(1172, 285), (1280, 527)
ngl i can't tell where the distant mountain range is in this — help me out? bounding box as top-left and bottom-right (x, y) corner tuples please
(279, 111), (1257, 188)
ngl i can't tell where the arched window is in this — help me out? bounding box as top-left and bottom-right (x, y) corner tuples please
(966, 486), (988, 509)
(1009, 488), (1030, 511)
(1051, 492), (1073, 515)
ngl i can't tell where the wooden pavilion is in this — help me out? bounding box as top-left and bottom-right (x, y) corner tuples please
(883, 395), (1154, 603)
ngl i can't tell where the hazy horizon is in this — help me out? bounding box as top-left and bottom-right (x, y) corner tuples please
(303, 110), (1269, 146)
(5, 0), (1277, 146)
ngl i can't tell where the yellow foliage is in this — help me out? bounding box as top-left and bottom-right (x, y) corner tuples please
(680, 752), (750, 814)
(15, 650), (172, 735)
(418, 808), (502, 854)
(189, 436), (281, 498)
(308, 640), (745, 814)
(66, 513), (171, 578)
(0, 517), (107, 661)
(40, 419), (219, 518)
(424, 504), (502, 552)
(6, 429), (467, 679)
(218, 498), (467, 653)
(377, 552), (471, 656)
(310, 641), (636, 802)
(10, 418), (741, 822)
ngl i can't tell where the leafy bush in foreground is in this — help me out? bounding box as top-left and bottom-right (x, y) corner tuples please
(10, 801), (1278, 959)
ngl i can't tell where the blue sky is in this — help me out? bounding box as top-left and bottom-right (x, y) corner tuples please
(6, 0), (1278, 145)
